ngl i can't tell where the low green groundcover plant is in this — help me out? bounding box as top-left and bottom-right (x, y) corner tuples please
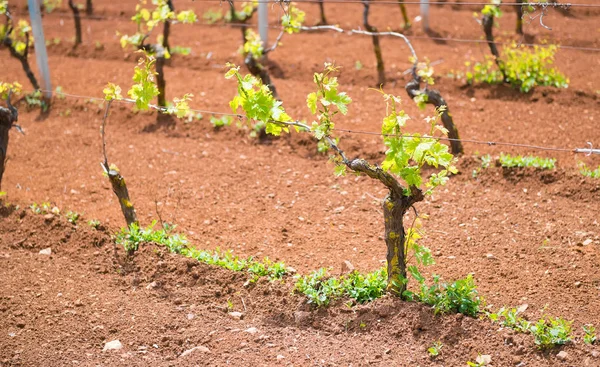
(409, 274), (482, 317)
(530, 316), (573, 349)
(489, 307), (574, 349)
(295, 269), (482, 316)
(116, 221), (290, 282)
(579, 163), (600, 179)
(466, 43), (568, 93)
(498, 153), (556, 170)
(294, 268), (387, 306)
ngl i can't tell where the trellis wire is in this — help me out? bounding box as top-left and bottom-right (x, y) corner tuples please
(24, 88), (599, 156)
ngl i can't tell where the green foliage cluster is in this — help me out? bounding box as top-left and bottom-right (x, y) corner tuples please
(241, 5), (305, 60)
(499, 153), (556, 170)
(583, 324), (597, 345)
(466, 43), (569, 93)
(87, 219), (101, 229)
(294, 268), (387, 307)
(30, 202), (59, 215)
(579, 162), (600, 179)
(42, 0), (62, 13)
(183, 247), (290, 282)
(115, 219), (290, 282)
(488, 307), (531, 333)
(489, 307), (574, 349)
(427, 341), (443, 357)
(0, 81), (22, 99)
(410, 274), (482, 317)
(0, 2), (32, 57)
(120, 0), (197, 54)
(210, 115), (232, 128)
(103, 52), (193, 117)
(66, 210), (81, 224)
(530, 317), (573, 349)
(202, 8), (223, 24)
(116, 221), (189, 253)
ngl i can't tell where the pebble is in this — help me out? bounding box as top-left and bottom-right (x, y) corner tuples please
(476, 354), (492, 365)
(146, 282), (158, 290)
(244, 327), (259, 334)
(340, 260), (355, 275)
(557, 351), (568, 361)
(333, 206), (345, 213)
(103, 340), (123, 352)
(294, 311), (311, 325)
(39, 248), (52, 256)
(582, 239), (593, 246)
(179, 345), (210, 357)
(276, 355), (285, 360)
(591, 351), (599, 358)
(228, 312), (243, 320)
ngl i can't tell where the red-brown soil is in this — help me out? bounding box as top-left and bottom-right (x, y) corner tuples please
(1, 0), (600, 365)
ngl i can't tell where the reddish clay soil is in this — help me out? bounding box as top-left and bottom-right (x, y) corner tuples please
(1, 0), (600, 365)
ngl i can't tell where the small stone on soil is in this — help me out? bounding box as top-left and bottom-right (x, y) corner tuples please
(146, 282), (158, 290)
(39, 248), (52, 256)
(476, 354), (492, 365)
(340, 260), (355, 274)
(557, 351), (568, 360)
(244, 327), (259, 334)
(179, 345), (210, 357)
(582, 239), (593, 246)
(103, 340), (123, 352)
(228, 311), (243, 320)
(276, 354), (285, 360)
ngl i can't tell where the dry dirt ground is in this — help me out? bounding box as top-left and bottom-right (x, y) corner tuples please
(1, 0), (600, 365)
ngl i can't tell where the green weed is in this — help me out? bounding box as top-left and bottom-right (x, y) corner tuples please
(427, 341), (443, 357)
(66, 211), (81, 225)
(530, 316), (573, 349)
(466, 43), (568, 93)
(488, 307), (531, 333)
(115, 221), (188, 253)
(210, 115), (232, 129)
(412, 274), (482, 317)
(579, 162), (600, 179)
(583, 324), (597, 345)
(87, 219), (101, 229)
(498, 153), (556, 170)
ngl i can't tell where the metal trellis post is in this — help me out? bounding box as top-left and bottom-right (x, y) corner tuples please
(27, 0), (52, 99)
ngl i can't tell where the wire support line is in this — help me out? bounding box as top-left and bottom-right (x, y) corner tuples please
(36, 20), (600, 53)
(183, 0), (600, 8)
(16, 89), (599, 156)
(333, 128), (598, 155)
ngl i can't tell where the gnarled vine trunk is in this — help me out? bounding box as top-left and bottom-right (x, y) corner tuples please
(515, 0), (523, 34)
(2, 30), (40, 90)
(103, 164), (139, 228)
(68, 0), (82, 47)
(382, 191), (410, 295)
(362, 0), (385, 86)
(100, 100), (139, 233)
(0, 94), (18, 190)
(155, 54), (167, 107)
(482, 11), (507, 81)
(345, 157), (424, 296)
(86, 0), (93, 16)
(162, 0), (174, 53)
(405, 74), (463, 155)
(317, 0), (327, 25)
(397, 0), (410, 29)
